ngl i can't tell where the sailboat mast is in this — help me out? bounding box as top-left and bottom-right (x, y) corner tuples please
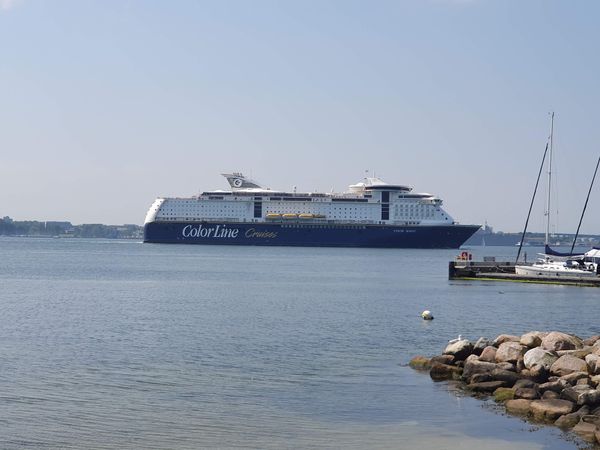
(545, 112), (554, 245)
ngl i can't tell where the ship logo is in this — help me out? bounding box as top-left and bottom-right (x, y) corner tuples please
(233, 178), (243, 188)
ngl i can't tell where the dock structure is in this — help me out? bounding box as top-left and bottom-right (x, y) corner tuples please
(449, 260), (600, 287)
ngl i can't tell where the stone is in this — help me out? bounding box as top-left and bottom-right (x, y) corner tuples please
(505, 399), (532, 415)
(473, 337), (492, 355)
(494, 387), (516, 402)
(409, 356), (432, 371)
(551, 355), (589, 377)
(584, 335), (600, 346)
(561, 371), (590, 385)
(539, 379), (569, 393)
(520, 331), (546, 348)
(479, 346), (497, 363)
(530, 399), (575, 421)
(543, 390), (560, 400)
(561, 386), (600, 406)
(462, 357), (497, 382)
(595, 428), (600, 445)
(471, 373), (493, 383)
(493, 334), (521, 347)
(490, 368), (520, 387)
(444, 339), (473, 361)
(541, 332), (584, 352)
(514, 379), (537, 389)
(496, 342), (527, 363)
(468, 380), (508, 393)
(572, 418), (599, 442)
(496, 362), (516, 372)
(523, 347), (558, 371)
(591, 375), (600, 387)
(586, 354), (600, 375)
(430, 355), (455, 366)
(577, 378), (591, 386)
(554, 406), (590, 429)
(557, 348), (593, 359)
(515, 387), (540, 400)
(430, 363), (462, 381)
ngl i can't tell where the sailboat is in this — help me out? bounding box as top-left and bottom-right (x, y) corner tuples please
(515, 113), (598, 278)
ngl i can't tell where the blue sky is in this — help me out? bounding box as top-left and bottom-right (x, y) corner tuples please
(1, 0), (599, 232)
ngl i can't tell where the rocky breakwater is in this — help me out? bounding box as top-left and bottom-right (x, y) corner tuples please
(410, 331), (600, 444)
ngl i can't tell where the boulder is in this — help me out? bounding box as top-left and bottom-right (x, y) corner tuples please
(550, 355), (589, 377)
(561, 371), (590, 385)
(493, 334), (521, 347)
(409, 355), (432, 371)
(505, 399), (532, 415)
(523, 347), (558, 371)
(584, 335), (600, 346)
(557, 348), (593, 359)
(514, 387), (540, 400)
(543, 390), (560, 400)
(586, 354), (600, 375)
(479, 346), (497, 363)
(497, 362), (517, 372)
(591, 375), (600, 388)
(444, 339), (473, 361)
(468, 380), (509, 393)
(430, 363), (462, 381)
(462, 356), (498, 382)
(555, 406), (590, 429)
(473, 337), (492, 355)
(541, 332), (584, 352)
(572, 418), (599, 442)
(561, 386), (600, 406)
(471, 373), (493, 383)
(496, 342), (527, 364)
(539, 379), (569, 393)
(520, 331), (546, 348)
(514, 379), (537, 389)
(494, 387), (516, 402)
(490, 368), (520, 387)
(430, 355), (455, 366)
(530, 399), (575, 421)
(577, 378), (592, 386)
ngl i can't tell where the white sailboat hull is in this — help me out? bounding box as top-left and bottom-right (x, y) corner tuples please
(515, 264), (597, 278)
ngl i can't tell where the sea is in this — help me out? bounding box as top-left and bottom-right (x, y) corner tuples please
(0, 237), (597, 449)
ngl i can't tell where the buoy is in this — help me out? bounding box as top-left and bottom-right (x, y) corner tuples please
(421, 310), (434, 320)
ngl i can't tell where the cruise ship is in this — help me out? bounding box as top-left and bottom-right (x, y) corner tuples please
(143, 173), (479, 248)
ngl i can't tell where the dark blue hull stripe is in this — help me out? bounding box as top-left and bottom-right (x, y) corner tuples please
(143, 222), (479, 249)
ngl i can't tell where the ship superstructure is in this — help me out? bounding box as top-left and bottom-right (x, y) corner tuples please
(143, 173), (479, 248)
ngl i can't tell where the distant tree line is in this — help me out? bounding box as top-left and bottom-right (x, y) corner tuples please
(0, 216), (142, 239)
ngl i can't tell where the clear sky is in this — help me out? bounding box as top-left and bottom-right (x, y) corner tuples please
(1, 0), (599, 233)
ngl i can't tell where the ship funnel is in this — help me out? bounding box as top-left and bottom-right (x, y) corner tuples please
(222, 173), (265, 191)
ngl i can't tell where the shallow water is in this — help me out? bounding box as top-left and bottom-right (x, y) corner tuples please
(0, 237), (595, 449)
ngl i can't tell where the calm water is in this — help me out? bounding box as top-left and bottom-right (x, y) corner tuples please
(0, 237), (597, 449)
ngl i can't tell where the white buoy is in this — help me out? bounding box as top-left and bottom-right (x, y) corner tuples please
(421, 310), (434, 320)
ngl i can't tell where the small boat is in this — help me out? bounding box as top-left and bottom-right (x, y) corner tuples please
(282, 213), (298, 219)
(298, 213), (315, 219)
(515, 256), (597, 278)
(266, 213), (282, 220)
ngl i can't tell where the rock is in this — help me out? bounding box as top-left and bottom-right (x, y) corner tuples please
(543, 390), (560, 400)
(505, 399), (532, 415)
(577, 378), (591, 386)
(494, 387), (516, 402)
(462, 356), (497, 382)
(524, 347), (558, 371)
(530, 399), (575, 421)
(542, 332), (584, 352)
(586, 354), (600, 375)
(515, 387), (540, 400)
(539, 379), (569, 393)
(555, 406), (590, 429)
(561, 386), (600, 406)
(550, 355), (589, 377)
(521, 331), (546, 348)
(430, 355), (455, 366)
(572, 418), (598, 442)
(471, 373), (493, 383)
(561, 371), (590, 385)
(479, 346), (497, 363)
(497, 362), (516, 372)
(490, 368), (520, 387)
(496, 342), (527, 364)
(493, 334), (521, 347)
(430, 363), (462, 381)
(409, 356), (432, 371)
(557, 348), (593, 359)
(473, 337), (492, 355)
(591, 375), (600, 387)
(584, 335), (600, 346)
(514, 379), (537, 389)
(444, 339), (473, 361)
(468, 380), (508, 393)
(595, 428), (600, 446)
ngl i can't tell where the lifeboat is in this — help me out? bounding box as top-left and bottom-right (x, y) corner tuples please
(299, 214), (315, 219)
(266, 213), (281, 220)
(282, 213), (298, 219)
